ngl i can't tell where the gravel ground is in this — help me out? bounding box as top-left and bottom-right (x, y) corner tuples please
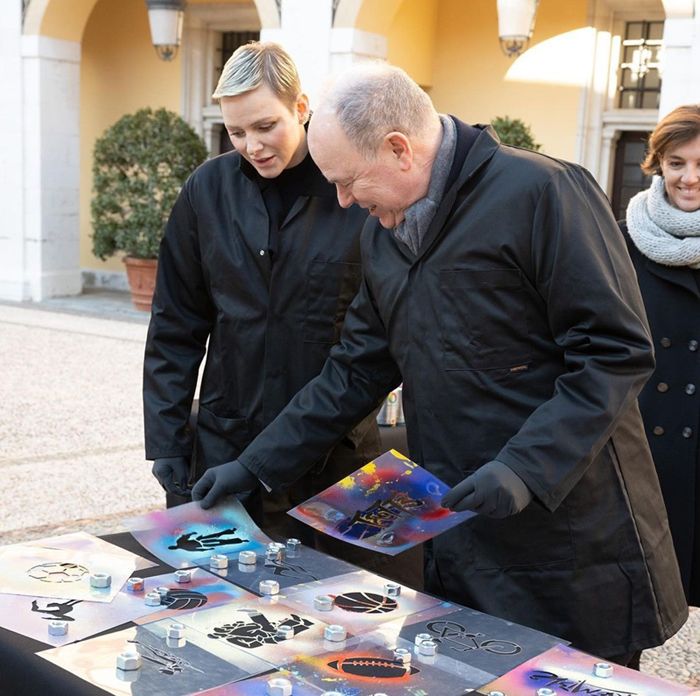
(1, 294), (698, 688)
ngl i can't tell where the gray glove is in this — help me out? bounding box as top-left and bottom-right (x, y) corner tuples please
(441, 460), (532, 518)
(152, 456), (191, 496)
(191, 460), (259, 510)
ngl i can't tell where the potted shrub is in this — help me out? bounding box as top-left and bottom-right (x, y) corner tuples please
(490, 115), (542, 151)
(91, 107), (208, 311)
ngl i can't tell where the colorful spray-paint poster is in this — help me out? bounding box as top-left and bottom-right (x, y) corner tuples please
(376, 602), (564, 679)
(282, 633), (491, 695)
(0, 544), (134, 602)
(26, 531), (156, 571)
(175, 595), (332, 664)
(38, 623), (265, 696)
(127, 500), (271, 569)
(282, 569), (442, 635)
(288, 450), (474, 555)
(205, 539), (358, 595)
(0, 567), (251, 646)
(480, 643), (700, 696)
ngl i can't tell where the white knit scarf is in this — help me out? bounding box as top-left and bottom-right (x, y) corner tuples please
(626, 175), (700, 269)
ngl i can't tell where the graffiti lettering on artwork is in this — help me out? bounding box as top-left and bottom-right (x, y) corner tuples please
(528, 670), (637, 696)
(339, 492), (425, 539)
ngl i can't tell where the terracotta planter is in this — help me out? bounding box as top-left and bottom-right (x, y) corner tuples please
(124, 256), (158, 312)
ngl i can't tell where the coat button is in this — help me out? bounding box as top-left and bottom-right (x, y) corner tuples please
(686, 384), (696, 395)
(656, 382), (669, 393)
(690, 340), (699, 352)
(652, 426), (664, 436)
(259, 249), (266, 256)
(682, 427), (693, 438)
(660, 337), (672, 348)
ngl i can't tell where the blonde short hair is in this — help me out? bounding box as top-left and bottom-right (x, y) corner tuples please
(213, 41), (301, 110)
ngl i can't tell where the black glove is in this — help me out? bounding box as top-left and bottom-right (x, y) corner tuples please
(152, 456), (192, 496)
(191, 460), (259, 510)
(441, 460), (533, 518)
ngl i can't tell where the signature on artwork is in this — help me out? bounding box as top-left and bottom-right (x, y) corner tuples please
(127, 639), (204, 676)
(528, 670), (637, 696)
(168, 528), (249, 552)
(425, 620), (522, 655)
(338, 492), (425, 540)
(207, 609), (313, 649)
(30, 598), (82, 622)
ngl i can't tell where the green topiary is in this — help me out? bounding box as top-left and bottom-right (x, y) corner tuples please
(91, 107), (208, 260)
(490, 115), (542, 152)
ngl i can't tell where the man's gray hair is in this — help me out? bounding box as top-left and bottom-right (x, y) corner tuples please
(326, 62), (438, 157)
(213, 41), (301, 108)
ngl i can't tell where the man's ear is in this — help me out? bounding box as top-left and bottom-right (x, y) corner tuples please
(295, 93), (310, 124)
(384, 132), (413, 170)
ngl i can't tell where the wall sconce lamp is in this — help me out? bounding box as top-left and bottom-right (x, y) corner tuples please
(145, 0), (185, 61)
(497, 0), (539, 58)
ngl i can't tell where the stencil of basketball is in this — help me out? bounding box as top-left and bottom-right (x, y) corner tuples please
(27, 562), (89, 583)
(328, 656), (418, 679)
(161, 589), (208, 610)
(333, 591), (398, 614)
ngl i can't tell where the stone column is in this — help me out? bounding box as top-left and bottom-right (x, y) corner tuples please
(659, 0), (700, 116)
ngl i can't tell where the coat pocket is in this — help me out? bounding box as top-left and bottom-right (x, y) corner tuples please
(304, 261), (362, 344)
(195, 404), (251, 469)
(472, 503), (575, 570)
(439, 267), (532, 371)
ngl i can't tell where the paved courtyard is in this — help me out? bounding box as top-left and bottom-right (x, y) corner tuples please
(0, 293), (697, 687)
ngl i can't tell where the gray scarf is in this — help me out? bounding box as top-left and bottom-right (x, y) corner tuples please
(393, 115), (457, 255)
(626, 175), (700, 269)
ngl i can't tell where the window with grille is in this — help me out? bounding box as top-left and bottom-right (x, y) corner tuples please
(617, 21), (663, 109)
(215, 31), (260, 93)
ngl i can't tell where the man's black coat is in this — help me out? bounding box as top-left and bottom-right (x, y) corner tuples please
(238, 121), (688, 657)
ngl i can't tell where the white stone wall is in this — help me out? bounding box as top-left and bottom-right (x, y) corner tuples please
(0, 3), (27, 300)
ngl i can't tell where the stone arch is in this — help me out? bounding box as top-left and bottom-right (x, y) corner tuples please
(23, 0), (99, 41)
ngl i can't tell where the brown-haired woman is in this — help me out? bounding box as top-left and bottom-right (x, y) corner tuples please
(620, 104), (700, 606)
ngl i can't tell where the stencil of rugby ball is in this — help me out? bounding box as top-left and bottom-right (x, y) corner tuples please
(331, 592), (398, 614)
(328, 656), (419, 679)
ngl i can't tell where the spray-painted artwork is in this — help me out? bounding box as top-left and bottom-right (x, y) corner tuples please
(0, 544), (134, 602)
(176, 596), (332, 664)
(282, 569), (442, 635)
(480, 643), (700, 695)
(282, 633), (492, 695)
(382, 603), (564, 678)
(38, 623), (264, 696)
(26, 531), (156, 571)
(0, 567), (251, 646)
(127, 500), (271, 569)
(287, 450), (474, 555)
(204, 540), (358, 595)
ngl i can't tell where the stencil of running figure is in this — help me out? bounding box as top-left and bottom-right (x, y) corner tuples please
(168, 527), (249, 551)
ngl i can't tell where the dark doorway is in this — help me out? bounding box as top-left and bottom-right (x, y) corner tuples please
(611, 130), (653, 221)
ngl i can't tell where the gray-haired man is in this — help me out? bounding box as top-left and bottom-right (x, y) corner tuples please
(192, 62), (687, 664)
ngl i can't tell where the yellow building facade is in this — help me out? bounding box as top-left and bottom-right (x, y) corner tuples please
(2, 0), (698, 299)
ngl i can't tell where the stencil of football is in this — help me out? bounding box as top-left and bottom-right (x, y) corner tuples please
(161, 589), (208, 610)
(328, 656), (418, 679)
(333, 591), (398, 614)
